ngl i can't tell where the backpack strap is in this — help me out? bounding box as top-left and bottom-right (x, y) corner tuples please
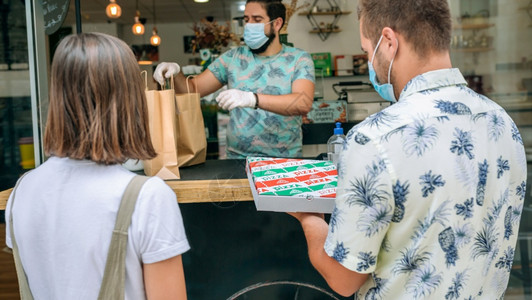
(9, 172), (34, 300)
(98, 175), (150, 300)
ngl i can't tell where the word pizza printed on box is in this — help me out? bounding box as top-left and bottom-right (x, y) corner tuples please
(246, 157), (337, 213)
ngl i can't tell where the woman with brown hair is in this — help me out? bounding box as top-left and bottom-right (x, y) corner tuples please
(5, 33), (189, 299)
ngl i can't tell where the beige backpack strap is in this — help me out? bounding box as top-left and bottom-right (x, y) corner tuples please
(8, 172), (34, 300)
(97, 175), (149, 300)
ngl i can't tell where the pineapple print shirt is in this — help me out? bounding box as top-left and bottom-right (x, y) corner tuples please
(208, 45), (315, 159)
(325, 68), (527, 299)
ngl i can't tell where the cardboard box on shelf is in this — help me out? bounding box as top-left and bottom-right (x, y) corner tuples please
(246, 157), (337, 213)
(334, 55), (353, 76)
(311, 52), (333, 77)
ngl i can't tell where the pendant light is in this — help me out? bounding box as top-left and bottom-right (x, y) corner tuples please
(105, 0), (121, 18)
(150, 0), (161, 46)
(132, 0), (145, 35)
(132, 12), (145, 35)
(150, 29), (161, 46)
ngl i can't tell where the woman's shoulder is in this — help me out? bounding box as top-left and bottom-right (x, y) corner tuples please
(137, 176), (176, 203)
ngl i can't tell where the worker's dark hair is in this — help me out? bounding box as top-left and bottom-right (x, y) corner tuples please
(246, 0), (286, 28)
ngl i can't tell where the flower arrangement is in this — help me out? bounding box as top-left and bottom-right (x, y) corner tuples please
(282, 0), (310, 33)
(190, 18), (239, 54)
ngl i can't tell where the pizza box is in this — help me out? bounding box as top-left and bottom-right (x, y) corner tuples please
(246, 157), (337, 213)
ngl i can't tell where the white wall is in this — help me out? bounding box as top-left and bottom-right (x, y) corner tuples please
(286, 0), (361, 59)
(287, 0), (367, 100)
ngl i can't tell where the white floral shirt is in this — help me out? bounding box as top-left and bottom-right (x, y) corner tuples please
(325, 68), (527, 299)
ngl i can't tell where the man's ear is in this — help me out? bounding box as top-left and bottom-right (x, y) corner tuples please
(380, 27), (398, 57)
(274, 17), (284, 32)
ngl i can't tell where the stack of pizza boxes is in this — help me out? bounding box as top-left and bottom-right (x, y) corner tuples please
(246, 157), (337, 213)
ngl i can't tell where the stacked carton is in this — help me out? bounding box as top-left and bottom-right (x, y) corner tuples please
(246, 157), (337, 213)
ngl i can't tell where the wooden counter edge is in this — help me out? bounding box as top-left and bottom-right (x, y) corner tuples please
(0, 179), (253, 210)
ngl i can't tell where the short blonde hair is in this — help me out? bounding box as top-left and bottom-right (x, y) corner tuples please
(44, 33), (156, 165)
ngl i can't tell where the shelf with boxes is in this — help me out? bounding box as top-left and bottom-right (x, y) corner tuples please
(298, 0), (350, 41)
(311, 52), (368, 78)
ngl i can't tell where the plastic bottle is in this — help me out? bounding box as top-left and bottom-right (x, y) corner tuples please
(327, 122), (346, 166)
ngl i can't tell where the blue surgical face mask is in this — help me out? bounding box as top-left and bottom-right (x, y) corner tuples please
(244, 20), (274, 50)
(368, 35), (398, 102)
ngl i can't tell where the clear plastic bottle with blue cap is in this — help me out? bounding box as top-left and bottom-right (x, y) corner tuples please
(327, 122), (346, 167)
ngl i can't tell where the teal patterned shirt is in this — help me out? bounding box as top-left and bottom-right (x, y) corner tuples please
(325, 68), (527, 299)
(208, 45), (315, 158)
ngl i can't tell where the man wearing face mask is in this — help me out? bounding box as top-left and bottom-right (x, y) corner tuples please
(154, 0), (315, 159)
(287, 0), (526, 298)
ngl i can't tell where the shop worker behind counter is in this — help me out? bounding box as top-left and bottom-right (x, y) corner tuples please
(288, 0), (527, 298)
(6, 33), (190, 299)
(154, 0), (315, 159)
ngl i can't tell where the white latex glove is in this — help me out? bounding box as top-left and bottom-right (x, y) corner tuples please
(153, 62), (181, 86)
(216, 89), (257, 111)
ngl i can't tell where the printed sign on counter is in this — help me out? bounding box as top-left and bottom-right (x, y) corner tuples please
(303, 100), (347, 124)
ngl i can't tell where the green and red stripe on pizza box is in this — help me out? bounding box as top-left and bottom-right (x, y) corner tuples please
(247, 157), (337, 198)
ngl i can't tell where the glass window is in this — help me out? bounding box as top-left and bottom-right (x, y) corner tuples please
(0, 0), (32, 190)
(450, 0), (531, 297)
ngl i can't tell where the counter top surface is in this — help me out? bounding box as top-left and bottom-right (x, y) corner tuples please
(0, 159), (254, 210)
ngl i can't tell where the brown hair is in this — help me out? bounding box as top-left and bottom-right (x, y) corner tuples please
(357, 0), (452, 58)
(44, 32), (156, 165)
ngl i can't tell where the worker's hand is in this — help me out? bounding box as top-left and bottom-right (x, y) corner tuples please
(216, 89), (256, 111)
(153, 62), (181, 86)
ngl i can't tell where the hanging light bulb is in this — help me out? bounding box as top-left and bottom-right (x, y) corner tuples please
(150, 0), (161, 46)
(105, 0), (121, 18)
(150, 28), (161, 46)
(132, 10), (145, 35)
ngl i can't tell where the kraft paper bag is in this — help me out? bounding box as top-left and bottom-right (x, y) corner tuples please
(142, 71), (181, 179)
(175, 76), (207, 167)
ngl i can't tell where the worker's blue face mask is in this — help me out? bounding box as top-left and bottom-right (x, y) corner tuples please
(368, 35), (398, 102)
(244, 20), (274, 50)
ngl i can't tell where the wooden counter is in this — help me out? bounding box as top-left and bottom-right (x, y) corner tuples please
(0, 160), (254, 210)
(0, 159), (348, 299)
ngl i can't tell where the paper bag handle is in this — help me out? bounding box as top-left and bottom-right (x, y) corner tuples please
(185, 75), (198, 94)
(141, 70), (148, 91)
(170, 74), (174, 91)
(141, 70), (175, 91)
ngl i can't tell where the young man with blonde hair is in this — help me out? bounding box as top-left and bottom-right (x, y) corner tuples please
(289, 0), (527, 298)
